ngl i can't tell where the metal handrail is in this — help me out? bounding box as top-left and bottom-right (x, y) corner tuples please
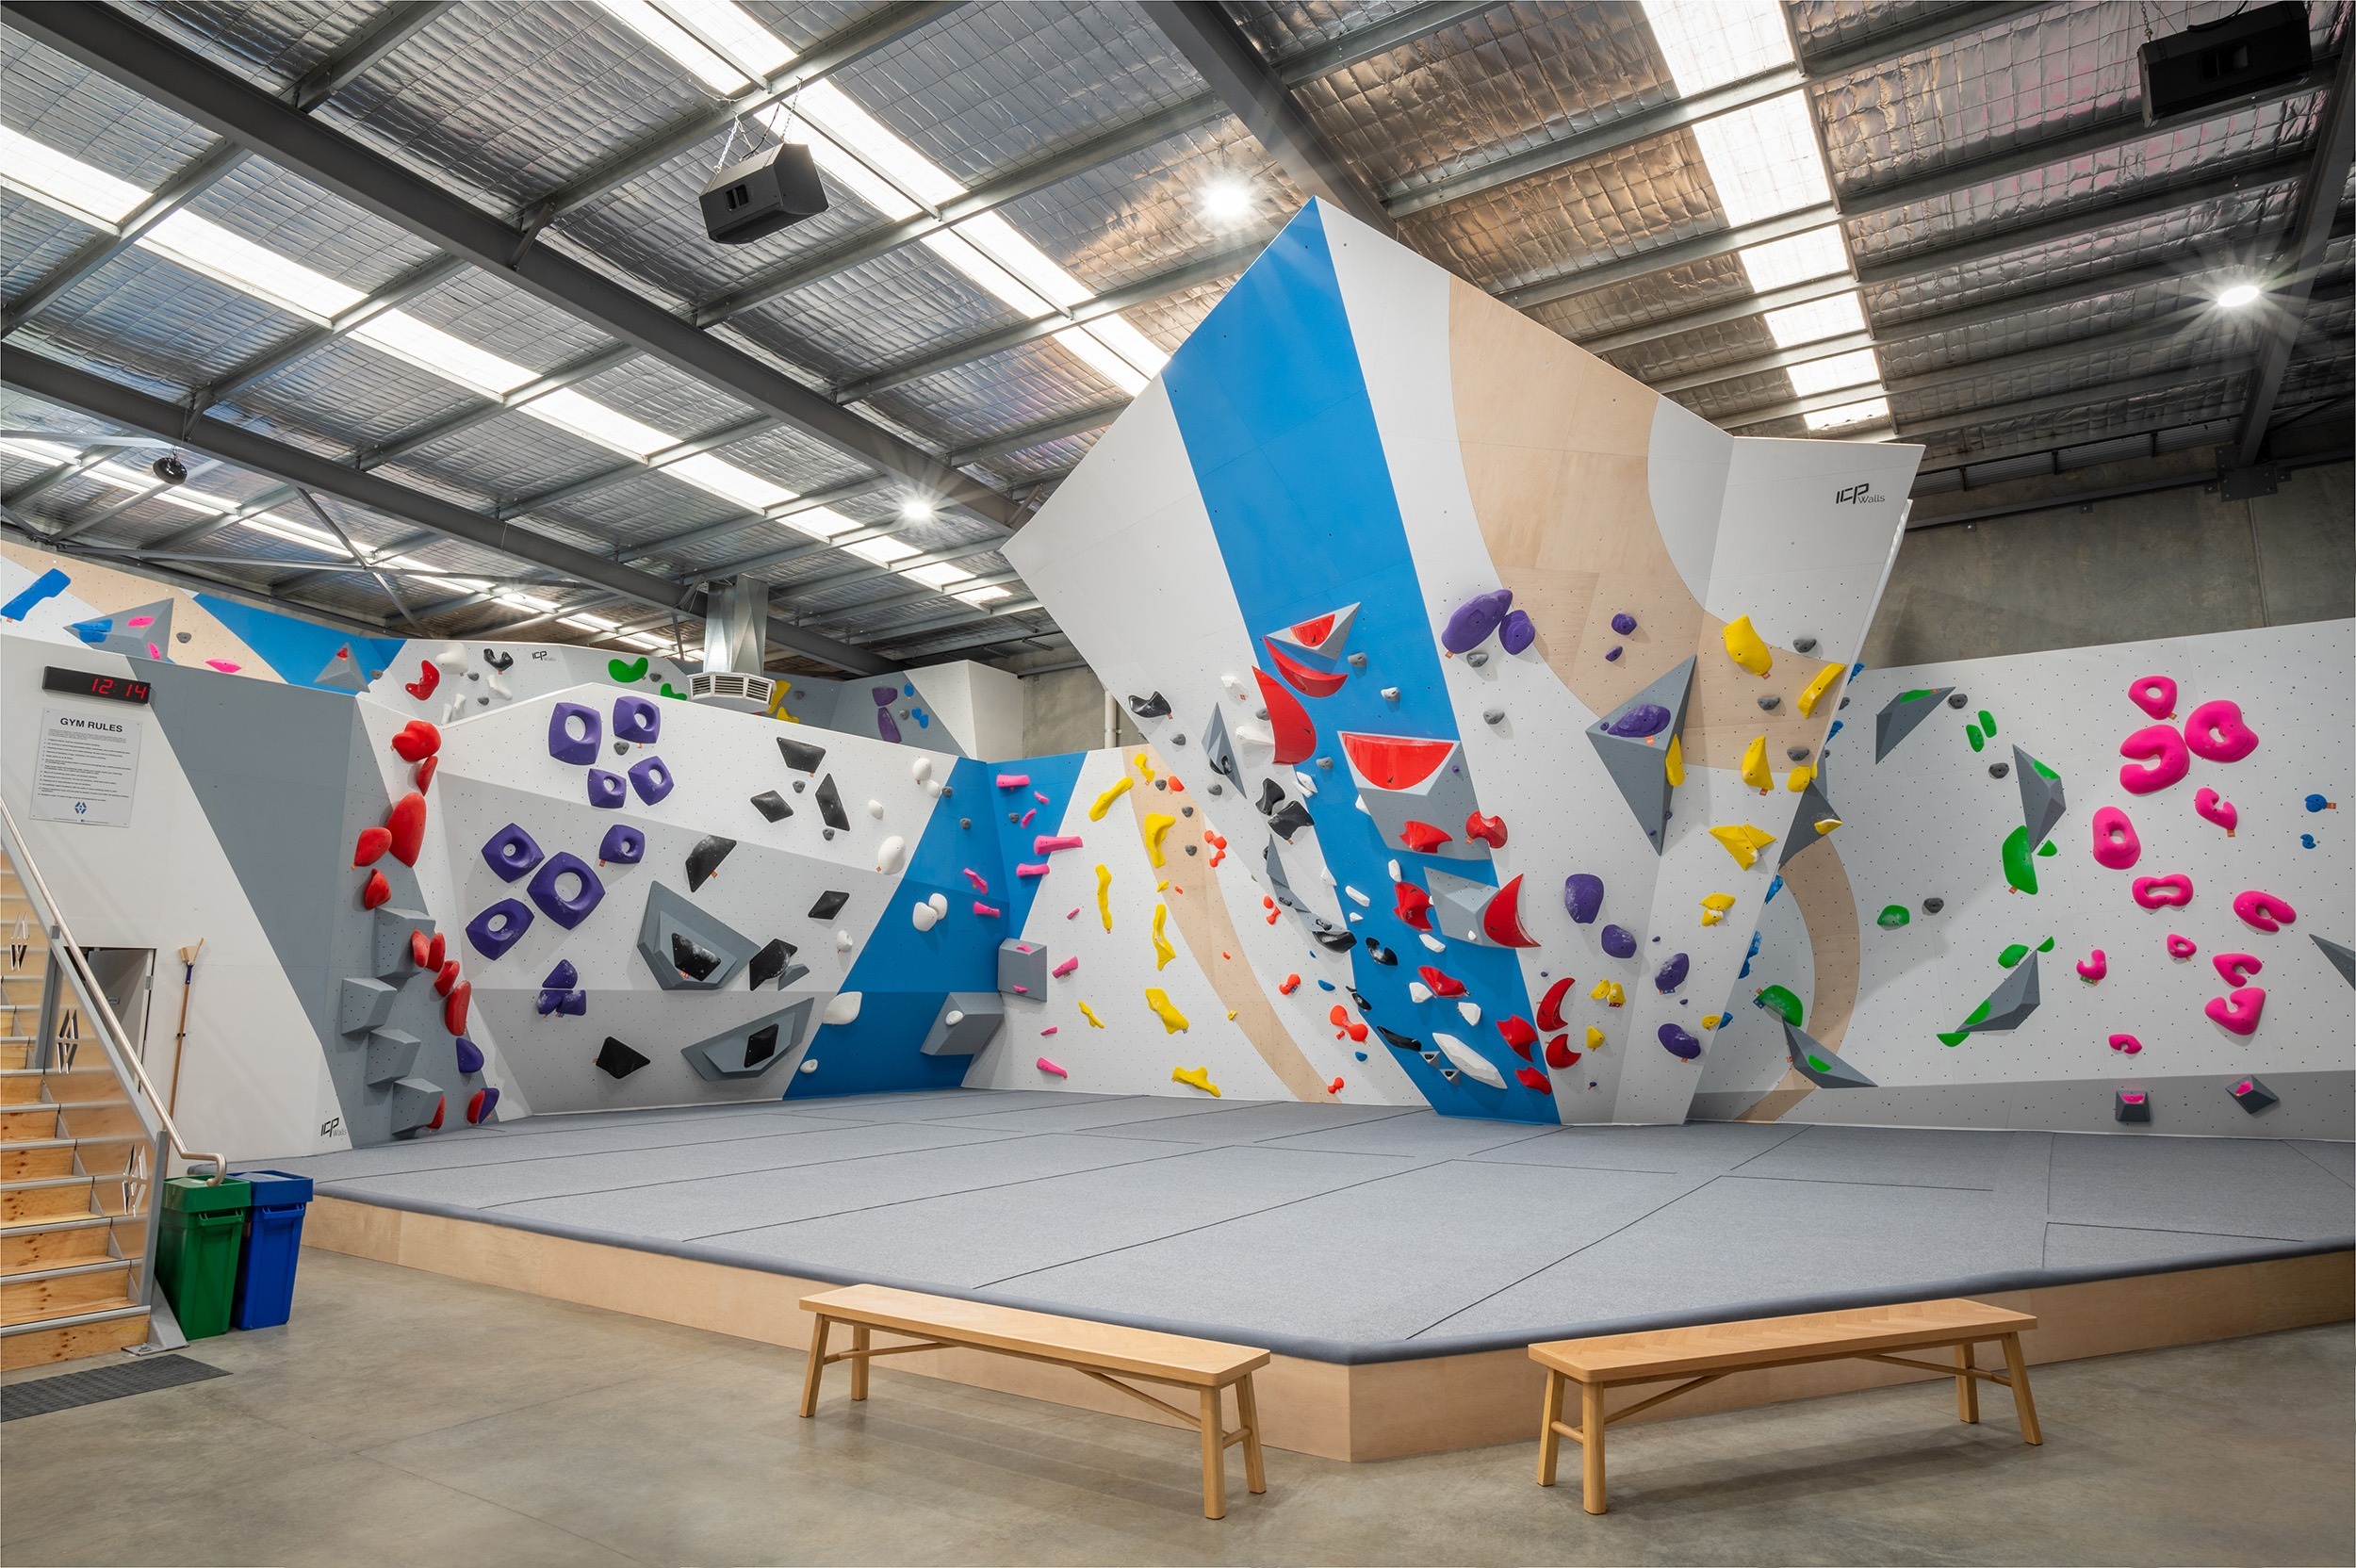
(0, 793), (225, 1184)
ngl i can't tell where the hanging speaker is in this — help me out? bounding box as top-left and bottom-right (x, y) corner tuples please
(699, 142), (828, 245)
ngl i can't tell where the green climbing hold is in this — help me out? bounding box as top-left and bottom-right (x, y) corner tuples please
(1808, 1054), (1834, 1073)
(1877, 904), (1911, 928)
(1937, 1029), (1970, 1047)
(1965, 724), (1985, 752)
(2002, 825), (2038, 894)
(659, 682), (685, 699)
(2037, 936), (2054, 953)
(2037, 840), (2057, 858)
(1999, 943), (2029, 968)
(1961, 998), (1991, 1029)
(608, 657), (648, 682)
(1757, 984), (1804, 1025)
(1978, 710), (1996, 736)
(1897, 689), (1934, 702)
(2031, 757), (2058, 780)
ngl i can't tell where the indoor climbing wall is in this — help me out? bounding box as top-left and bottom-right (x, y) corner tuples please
(1693, 621), (2354, 1138)
(1008, 200), (1919, 1125)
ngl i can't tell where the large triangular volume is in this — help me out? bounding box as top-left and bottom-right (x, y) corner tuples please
(1873, 686), (1952, 761)
(1961, 951), (2041, 1034)
(314, 643), (369, 692)
(1584, 656), (1694, 854)
(1782, 1021), (1876, 1088)
(1199, 702), (1240, 788)
(2314, 934), (2356, 989)
(2013, 745), (2066, 849)
(1778, 754), (1841, 868)
(1266, 601), (1359, 656)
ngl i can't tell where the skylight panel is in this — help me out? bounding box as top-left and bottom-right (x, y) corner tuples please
(0, 437), (85, 466)
(900, 561), (974, 589)
(561, 612), (620, 632)
(521, 389), (678, 459)
(794, 80), (964, 207)
(0, 127), (152, 226)
(589, 0), (753, 94)
(141, 210), (367, 320)
(922, 231), (1057, 318)
(955, 583), (1012, 606)
(498, 591), (560, 612)
(1641, 0), (1792, 94)
(352, 311), (538, 397)
(957, 213), (1091, 310)
(667, 0), (795, 76)
(846, 535), (921, 566)
(663, 452), (799, 513)
(239, 514), (343, 549)
(621, 630), (674, 650)
(783, 506), (860, 540)
(1690, 93), (1831, 226)
(1053, 326), (1150, 396)
(1763, 291), (1867, 349)
(1784, 349), (1882, 397)
(1078, 315), (1170, 378)
(1737, 227), (1850, 292)
(1804, 395), (1891, 431)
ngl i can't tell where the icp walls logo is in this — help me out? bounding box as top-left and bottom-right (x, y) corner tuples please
(1834, 482), (1888, 506)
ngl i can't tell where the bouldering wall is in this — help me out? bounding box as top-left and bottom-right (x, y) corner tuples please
(1007, 200), (1919, 1124)
(1693, 621), (2354, 1138)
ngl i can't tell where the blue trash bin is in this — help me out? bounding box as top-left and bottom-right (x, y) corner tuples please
(228, 1168), (315, 1330)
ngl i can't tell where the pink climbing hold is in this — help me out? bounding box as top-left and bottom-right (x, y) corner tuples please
(2119, 725), (2190, 794)
(126, 614), (154, 629)
(1052, 956), (1077, 977)
(205, 659), (240, 673)
(2213, 953), (2263, 987)
(973, 901), (1002, 919)
(1040, 1026), (1058, 1037)
(1066, 907), (1080, 920)
(2193, 787), (2238, 836)
(1016, 862), (1050, 878)
(2183, 699), (2258, 763)
(1035, 1056), (1068, 1077)
(2107, 1033), (2142, 1054)
(1036, 834), (1083, 854)
(1034, 791), (1050, 805)
(2231, 889), (2296, 932)
(2076, 949), (2107, 983)
(1021, 808), (1037, 827)
(963, 868), (990, 893)
(996, 774), (1031, 789)
(2205, 988), (2266, 1037)
(2132, 873), (2193, 909)
(2167, 933), (2198, 959)
(2128, 675), (2177, 720)
(2090, 807), (2141, 870)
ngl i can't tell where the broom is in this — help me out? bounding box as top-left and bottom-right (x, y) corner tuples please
(168, 939), (203, 1117)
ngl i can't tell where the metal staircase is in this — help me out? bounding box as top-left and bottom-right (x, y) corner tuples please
(0, 795), (225, 1368)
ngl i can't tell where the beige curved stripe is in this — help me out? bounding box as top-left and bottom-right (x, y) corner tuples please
(1126, 750), (1329, 1102)
(1733, 838), (1862, 1123)
(1444, 280), (1841, 769)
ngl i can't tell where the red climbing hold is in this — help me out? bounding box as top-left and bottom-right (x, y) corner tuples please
(426, 932), (446, 971)
(1464, 812), (1507, 849)
(1326, 1076), (1345, 1095)
(389, 720), (441, 762)
(1417, 965), (1467, 998)
(1481, 874), (1540, 948)
(361, 869), (390, 909)
(1252, 668), (1317, 764)
(386, 791), (428, 867)
(1536, 977), (1576, 1032)
(1543, 1035), (1580, 1070)
(1399, 820), (1452, 855)
(466, 1088), (491, 1125)
(410, 929), (432, 969)
(1291, 612), (1337, 648)
(1497, 1016), (1538, 1058)
(1341, 733), (1453, 791)
(415, 755), (438, 794)
(444, 981), (471, 1037)
(434, 960), (461, 997)
(403, 660), (440, 702)
(1263, 637), (1347, 698)
(426, 1095), (446, 1133)
(352, 825), (392, 867)
(1279, 973), (1301, 995)
(1394, 882), (1433, 931)
(1514, 1067), (1552, 1094)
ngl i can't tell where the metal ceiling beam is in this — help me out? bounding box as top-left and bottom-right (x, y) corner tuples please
(947, 402), (1130, 467)
(1793, 2), (2048, 78)
(287, 0), (453, 111)
(0, 521), (400, 638)
(878, 610), (1057, 661)
(1141, 1), (1398, 237)
(1571, 273), (1858, 354)
(16, 2), (1015, 531)
(1645, 332), (1876, 397)
(1895, 361), (2261, 443)
(2233, 41), (2356, 466)
(1, 142), (250, 335)
(1271, 1), (1492, 86)
(2, 349), (892, 674)
(348, 342), (641, 471)
(1503, 204), (1838, 311)
(200, 253), (470, 403)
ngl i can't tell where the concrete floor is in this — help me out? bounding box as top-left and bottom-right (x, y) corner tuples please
(3, 1251), (2349, 1568)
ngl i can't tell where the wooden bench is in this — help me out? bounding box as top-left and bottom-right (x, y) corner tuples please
(799, 1283), (1270, 1518)
(1532, 1298), (2041, 1513)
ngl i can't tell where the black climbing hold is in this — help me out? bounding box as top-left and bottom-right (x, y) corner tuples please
(1365, 939), (1397, 965)
(1374, 1024), (1421, 1052)
(959, 818), (972, 829)
(1759, 695), (1781, 710)
(1007, 811), (1021, 824)
(1947, 693), (1970, 709)
(467, 671), (480, 680)
(1127, 692), (1171, 718)
(1989, 762), (2011, 778)
(1185, 844), (1198, 856)
(808, 890), (849, 921)
(1792, 636), (1818, 653)
(1839, 696), (1850, 709)
(1255, 778), (1285, 816)
(1154, 778), (1168, 791)
(1465, 650), (1488, 668)
(1207, 783), (1223, 795)
(793, 779), (806, 792)
(1268, 800), (1314, 841)
(614, 741), (629, 755)
(742, 1023), (778, 1067)
(670, 933), (722, 981)
(1170, 734), (1186, 746)
(1311, 927), (1357, 953)
(939, 785), (952, 797)
(1347, 986), (1372, 1012)
(1787, 746), (1810, 762)
(777, 736), (827, 772)
(823, 828), (834, 841)
(1482, 708), (1505, 726)
(1922, 898), (1945, 915)
(685, 835), (736, 890)
(1181, 806), (1194, 817)
(175, 630), (191, 643)
(751, 790), (792, 823)
(483, 648), (514, 672)
(748, 939), (797, 989)
(813, 774), (850, 830)
(595, 1037), (649, 1078)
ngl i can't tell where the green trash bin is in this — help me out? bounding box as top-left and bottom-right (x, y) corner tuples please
(156, 1175), (250, 1340)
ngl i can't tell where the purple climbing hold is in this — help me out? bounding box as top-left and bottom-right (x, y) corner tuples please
(536, 986), (587, 1017)
(1442, 588), (1513, 654)
(627, 755), (673, 805)
(871, 685), (898, 707)
(1605, 645), (1623, 662)
(471, 1086), (501, 1123)
(587, 769), (625, 808)
(1498, 609), (1535, 655)
(1655, 952), (1690, 992)
(877, 707), (902, 744)
(598, 824), (644, 865)
(548, 702), (601, 764)
(454, 1037), (485, 1074)
(544, 959), (579, 990)
(1564, 874), (1604, 924)
(612, 694), (660, 744)
(482, 823), (544, 882)
(1606, 703), (1671, 738)
(1611, 612), (1637, 636)
(1601, 923), (1637, 959)
(465, 898), (534, 960)
(1658, 1023), (1702, 1060)
(527, 852), (604, 929)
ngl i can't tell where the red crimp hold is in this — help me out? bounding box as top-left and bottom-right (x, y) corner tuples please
(1535, 976), (1576, 1032)
(353, 825), (392, 867)
(1394, 882), (1433, 930)
(361, 869), (390, 909)
(385, 791), (428, 867)
(1279, 973), (1301, 995)
(1543, 1035), (1580, 1070)
(443, 981), (471, 1037)
(1399, 820), (1451, 855)
(402, 660), (440, 702)
(415, 755), (438, 793)
(1515, 1067), (1553, 1094)
(1417, 965), (1467, 998)
(1464, 811), (1507, 849)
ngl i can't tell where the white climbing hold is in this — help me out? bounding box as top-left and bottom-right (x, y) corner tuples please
(1408, 981), (1434, 1004)
(943, 1009), (965, 1026)
(799, 1058), (818, 1073)
(1294, 770), (1318, 797)
(1344, 886), (1371, 906)
(1387, 859), (1402, 882)
(875, 835), (909, 874)
(924, 779), (942, 798)
(1235, 722), (1273, 747)
(823, 991), (862, 1025)
(835, 928), (855, 953)
(866, 798), (884, 819)
(1419, 933), (1448, 953)
(1347, 912), (1363, 923)
(1221, 673), (1247, 699)
(1433, 1033), (1506, 1088)
(1457, 1001), (1482, 1026)
(911, 902), (941, 932)
(911, 755), (934, 782)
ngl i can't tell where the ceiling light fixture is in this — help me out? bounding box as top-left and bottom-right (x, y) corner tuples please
(899, 498), (936, 522)
(1202, 179), (1253, 222)
(2217, 283), (2262, 308)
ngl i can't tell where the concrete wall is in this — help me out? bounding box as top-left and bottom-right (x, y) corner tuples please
(1017, 663), (1141, 756)
(1864, 458), (2352, 666)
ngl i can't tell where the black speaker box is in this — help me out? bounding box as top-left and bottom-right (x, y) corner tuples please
(2138, 2), (2313, 123)
(699, 142), (828, 245)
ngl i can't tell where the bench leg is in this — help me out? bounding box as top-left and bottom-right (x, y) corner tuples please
(1955, 1341), (1980, 1424)
(1579, 1380), (1608, 1515)
(1536, 1369), (1565, 1487)
(1199, 1386), (1228, 1519)
(851, 1324), (871, 1402)
(2002, 1332), (2042, 1446)
(799, 1315), (831, 1418)
(1235, 1375), (1267, 1495)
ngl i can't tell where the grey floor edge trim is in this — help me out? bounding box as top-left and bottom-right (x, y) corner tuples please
(312, 1184), (2356, 1365)
(0, 1354), (228, 1419)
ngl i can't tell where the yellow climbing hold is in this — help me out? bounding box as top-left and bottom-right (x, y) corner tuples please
(1152, 904), (1176, 970)
(1722, 614), (1772, 677)
(1739, 734), (1773, 792)
(1156, 879), (1170, 892)
(1087, 775), (1134, 821)
(1226, 1009), (1237, 1021)
(1786, 764), (1813, 792)
(1796, 661), (1841, 717)
(1589, 978), (1625, 1007)
(1095, 863), (1114, 930)
(1143, 811), (1175, 867)
(1702, 1013), (1724, 1029)
(1814, 816), (1843, 836)
(1171, 1063), (1219, 1096)
(1145, 988), (1190, 1034)
(1700, 892), (1737, 926)
(1663, 733), (1683, 787)
(1077, 1001), (1104, 1028)
(1709, 824), (1777, 869)
(1585, 1025), (1606, 1053)
(1133, 751), (1155, 782)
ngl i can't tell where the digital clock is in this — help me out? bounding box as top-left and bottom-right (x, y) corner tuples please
(41, 666), (152, 706)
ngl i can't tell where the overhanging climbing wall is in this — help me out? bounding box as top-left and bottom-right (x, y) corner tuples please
(1693, 621), (2354, 1138)
(1008, 201), (1919, 1125)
